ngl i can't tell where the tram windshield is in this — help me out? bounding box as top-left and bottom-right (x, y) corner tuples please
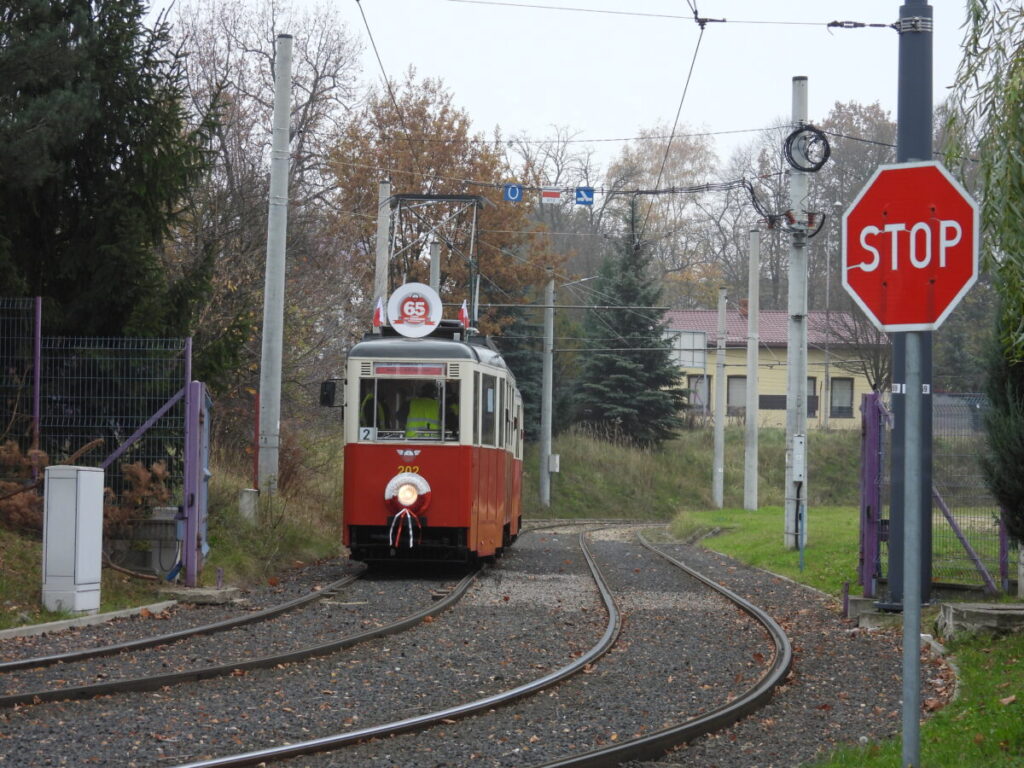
(358, 378), (460, 441)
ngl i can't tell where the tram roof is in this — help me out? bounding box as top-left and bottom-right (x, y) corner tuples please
(348, 327), (508, 370)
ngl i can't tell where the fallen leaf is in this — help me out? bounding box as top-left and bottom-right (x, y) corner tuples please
(1000, 695), (1016, 706)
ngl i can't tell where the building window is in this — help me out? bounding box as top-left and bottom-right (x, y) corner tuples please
(831, 377), (855, 418)
(727, 375), (747, 416)
(807, 376), (818, 418)
(666, 331), (706, 369)
(687, 374), (710, 413)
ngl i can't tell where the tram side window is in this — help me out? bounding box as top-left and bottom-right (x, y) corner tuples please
(480, 374), (497, 446)
(498, 379), (505, 448)
(473, 372), (480, 444)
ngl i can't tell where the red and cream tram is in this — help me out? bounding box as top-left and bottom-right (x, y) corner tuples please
(338, 303), (524, 563)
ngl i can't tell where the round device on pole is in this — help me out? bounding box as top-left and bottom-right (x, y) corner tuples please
(841, 161), (979, 332)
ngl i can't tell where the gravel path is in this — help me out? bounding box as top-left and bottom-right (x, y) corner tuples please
(625, 534), (955, 768)
(0, 525), (954, 768)
(279, 525), (776, 767)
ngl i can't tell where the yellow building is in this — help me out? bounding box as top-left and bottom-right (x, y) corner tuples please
(664, 308), (883, 429)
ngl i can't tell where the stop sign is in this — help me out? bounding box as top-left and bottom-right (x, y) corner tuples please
(842, 161), (979, 332)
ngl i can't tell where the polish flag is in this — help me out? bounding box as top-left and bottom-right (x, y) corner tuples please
(372, 297), (384, 327)
(540, 187), (561, 205)
(458, 300), (470, 328)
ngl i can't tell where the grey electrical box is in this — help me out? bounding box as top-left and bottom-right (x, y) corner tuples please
(792, 434), (806, 482)
(548, 454), (560, 473)
(42, 466), (104, 614)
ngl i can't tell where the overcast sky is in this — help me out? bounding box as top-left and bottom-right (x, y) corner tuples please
(334, 0), (966, 174)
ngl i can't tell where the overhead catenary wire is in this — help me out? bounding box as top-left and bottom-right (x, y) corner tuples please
(447, 0), (895, 30)
(355, 0), (427, 182)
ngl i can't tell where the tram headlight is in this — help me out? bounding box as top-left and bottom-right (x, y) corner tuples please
(396, 483), (419, 507)
(385, 471), (431, 514)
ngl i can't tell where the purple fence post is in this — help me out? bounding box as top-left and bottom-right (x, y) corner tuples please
(1000, 509), (1010, 594)
(32, 297), (41, 455)
(860, 392), (882, 598)
(183, 340), (199, 587)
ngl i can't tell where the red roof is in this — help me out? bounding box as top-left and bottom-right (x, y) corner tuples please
(663, 309), (850, 346)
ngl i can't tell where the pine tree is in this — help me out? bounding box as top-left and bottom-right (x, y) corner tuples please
(498, 307), (543, 442)
(0, 0), (212, 336)
(981, 304), (1024, 543)
(574, 198), (686, 447)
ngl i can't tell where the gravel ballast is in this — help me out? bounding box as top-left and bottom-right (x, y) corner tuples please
(0, 525), (953, 767)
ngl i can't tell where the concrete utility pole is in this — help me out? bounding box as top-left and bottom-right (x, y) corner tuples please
(373, 180), (392, 333)
(896, 3), (933, 766)
(784, 76), (810, 550)
(713, 287), (727, 508)
(258, 33), (293, 496)
(428, 239), (440, 293)
(540, 272), (554, 507)
(744, 229), (761, 511)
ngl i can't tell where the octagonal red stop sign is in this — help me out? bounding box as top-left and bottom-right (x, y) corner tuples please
(842, 161), (979, 332)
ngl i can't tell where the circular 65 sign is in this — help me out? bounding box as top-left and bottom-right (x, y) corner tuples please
(842, 161), (979, 332)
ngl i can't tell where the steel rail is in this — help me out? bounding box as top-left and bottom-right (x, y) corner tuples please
(170, 528), (622, 768)
(0, 567), (474, 710)
(527, 528), (794, 768)
(0, 567), (366, 673)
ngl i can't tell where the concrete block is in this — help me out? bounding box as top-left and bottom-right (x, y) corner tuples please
(937, 603), (1024, 639)
(858, 609), (903, 629)
(158, 586), (242, 605)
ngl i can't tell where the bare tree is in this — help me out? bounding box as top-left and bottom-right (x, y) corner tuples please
(166, 0), (365, 433)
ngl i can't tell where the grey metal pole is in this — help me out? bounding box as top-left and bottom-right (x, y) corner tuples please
(890, 0), (935, 608)
(540, 273), (554, 507)
(429, 239), (440, 294)
(784, 75), (809, 549)
(897, 3), (933, 763)
(744, 229), (760, 510)
(902, 331), (923, 767)
(713, 286), (727, 508)
(258, 33), (293, 496)
(373, 180), (392, 333)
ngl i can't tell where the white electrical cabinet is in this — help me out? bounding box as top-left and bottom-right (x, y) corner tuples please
(42, 465), (104, 614)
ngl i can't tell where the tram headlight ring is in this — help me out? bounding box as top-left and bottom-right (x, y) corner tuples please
(385, 472), (431, 513)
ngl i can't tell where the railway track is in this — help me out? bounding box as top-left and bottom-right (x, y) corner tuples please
(0, 566), (478, 709)
(0, 523), (796, 767)
(163, 524), (791, 768)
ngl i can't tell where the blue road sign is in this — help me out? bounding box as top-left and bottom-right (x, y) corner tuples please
(503, 184), (524, 202)
(575, 186), (595, 205)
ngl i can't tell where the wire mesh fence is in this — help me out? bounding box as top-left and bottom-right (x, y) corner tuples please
(873, 392), (1007, 592)
(0, 298), (36, 484)
(931, 393), (1004, 587)
(39, 337), (188, 502)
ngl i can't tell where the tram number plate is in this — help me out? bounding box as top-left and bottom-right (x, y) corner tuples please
(359, 427), (376, 441)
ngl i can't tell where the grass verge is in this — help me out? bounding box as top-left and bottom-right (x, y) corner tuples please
(669, 506), (860, 598)
(0, 526), (163, 631)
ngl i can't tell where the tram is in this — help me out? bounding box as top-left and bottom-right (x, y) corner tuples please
(332, 284), (523, 563)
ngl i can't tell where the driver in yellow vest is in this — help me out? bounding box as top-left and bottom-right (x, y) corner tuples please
(404, 384), (441, 438)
